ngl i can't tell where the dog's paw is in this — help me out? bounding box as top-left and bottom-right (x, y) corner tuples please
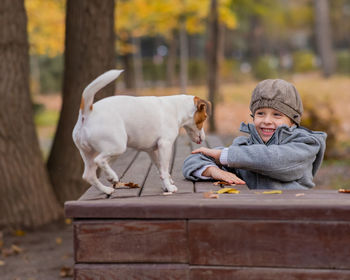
(166, 185), (178, 193)
(103, 186), (115, 195)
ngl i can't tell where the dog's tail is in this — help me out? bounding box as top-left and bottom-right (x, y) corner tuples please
(80, 69), (123, 116)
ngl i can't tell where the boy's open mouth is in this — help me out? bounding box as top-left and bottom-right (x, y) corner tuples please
(260, 128), (275, 135)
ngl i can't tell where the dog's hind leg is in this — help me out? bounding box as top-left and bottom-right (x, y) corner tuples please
(81, 151), (115, 195)
(94, 152), (120, 188)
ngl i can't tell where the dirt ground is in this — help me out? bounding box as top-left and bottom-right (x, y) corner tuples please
(1, 221), (74, 280)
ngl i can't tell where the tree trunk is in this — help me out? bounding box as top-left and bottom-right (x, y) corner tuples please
(207, 0), (221, 132)
(0, 0), (62, 228)
(47, 0), (116, 204)
(314, 0), (336, 77)
(166, 30), (178, 87)
(132, 36), (143, 92)
(179, 17), (188, 93)
(121, 52), (135, 90)
(247, 16), (264, 58)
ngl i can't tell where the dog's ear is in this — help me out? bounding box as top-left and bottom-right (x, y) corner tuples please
(194, 96), (212, 116)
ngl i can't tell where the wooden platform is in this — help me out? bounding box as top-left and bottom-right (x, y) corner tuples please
(65, 135), (350, 280)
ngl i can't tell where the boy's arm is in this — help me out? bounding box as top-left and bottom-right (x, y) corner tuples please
(183, 148), (246, 184)
(224, 137), (322, 181)
(182, 152), (219, 181)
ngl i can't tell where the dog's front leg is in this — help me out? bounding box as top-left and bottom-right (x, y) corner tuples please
(157, 139), (177, 193)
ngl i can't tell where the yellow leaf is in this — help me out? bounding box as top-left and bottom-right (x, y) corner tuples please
(65, 218), (72, 225)
(262, 190), (282, 194)
(55, 237), (63, 245)
(13, 230), (26, 237)
(216, 188), (240, 194)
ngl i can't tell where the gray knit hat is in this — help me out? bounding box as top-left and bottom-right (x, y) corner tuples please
(249, 79), (303, 125)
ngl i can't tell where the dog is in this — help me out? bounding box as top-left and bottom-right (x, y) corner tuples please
(73, 70), (211, 195)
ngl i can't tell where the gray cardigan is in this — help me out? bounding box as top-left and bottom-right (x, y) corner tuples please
(183, 123), (327, 190)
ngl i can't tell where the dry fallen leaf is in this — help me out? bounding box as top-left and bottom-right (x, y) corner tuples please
(255, 190), (283, 195)
(216, 187), (240, 194)
(13, 230), (26, 237)
(124, 182), (140, 188)
(56, 237), (63, 245)
(203, 191), (219, 199)
(2, 244), (23, 257)
(65, 218), (72, 225)
(262, 190), (282, 194)
(114, 182), (140, 188)
(11, 244), (23, 254)
(60, 266), (73, 278)
(295, 193), (305, 197)
(338, 189), (350, 193)
(0, 260), (5, 266)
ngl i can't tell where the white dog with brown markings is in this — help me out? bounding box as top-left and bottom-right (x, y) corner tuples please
(73, 70), (211, 195)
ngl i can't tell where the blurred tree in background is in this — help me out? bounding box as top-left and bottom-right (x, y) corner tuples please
(0, 0), (61, 228)
(25, 0), (65, 94)
(47, 0), (116, 204)
(25, 0), (350, 94)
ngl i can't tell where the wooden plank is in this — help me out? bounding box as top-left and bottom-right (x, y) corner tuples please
(195, 181), (221, 193)
(110, 148), (139, 179)
(110, 151), (152, 198)
(75, 264), (189, 280)
(78, 186), (107, 201)
(190, 266), (350, 280)
(140, 164), (163, 196)
(74, 220), (188, 263)
(188, 219), (350, 269)
(65, 190), (350, 220)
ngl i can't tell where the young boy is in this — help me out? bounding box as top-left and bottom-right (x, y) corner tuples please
(182, 79), (327, 190)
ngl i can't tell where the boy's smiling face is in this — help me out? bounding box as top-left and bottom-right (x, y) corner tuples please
(253, 107), (293, 143)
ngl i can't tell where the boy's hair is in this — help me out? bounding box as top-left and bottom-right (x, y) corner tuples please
(249, 79), (303, 125)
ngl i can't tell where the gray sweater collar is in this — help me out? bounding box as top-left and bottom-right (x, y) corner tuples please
(239, 122), (297, 145)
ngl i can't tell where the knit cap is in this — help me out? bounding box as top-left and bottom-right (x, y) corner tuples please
(249, 79), (303, 125)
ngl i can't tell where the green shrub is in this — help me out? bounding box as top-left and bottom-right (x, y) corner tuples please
(252, 55), (278, 80)
(38, 55), (63, 94)
(301, 95), (340, 159)
(34, 109), (60, 127)
(220, 59), (242, 82)
(188, 59), (206, 84)
(292, 50), (316, 73)
(336, 50), (350, 74)
(142, 58), (167, 82)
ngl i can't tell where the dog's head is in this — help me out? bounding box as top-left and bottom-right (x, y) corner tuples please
(184, 96), (211, 144)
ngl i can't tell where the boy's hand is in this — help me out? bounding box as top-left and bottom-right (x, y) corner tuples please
(203, 166), (246, 185)
(192, 147), (222, 164)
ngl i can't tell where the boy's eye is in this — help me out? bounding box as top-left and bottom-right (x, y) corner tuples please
(274, 113), (282, 117)
(256, 111), (264, 116)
